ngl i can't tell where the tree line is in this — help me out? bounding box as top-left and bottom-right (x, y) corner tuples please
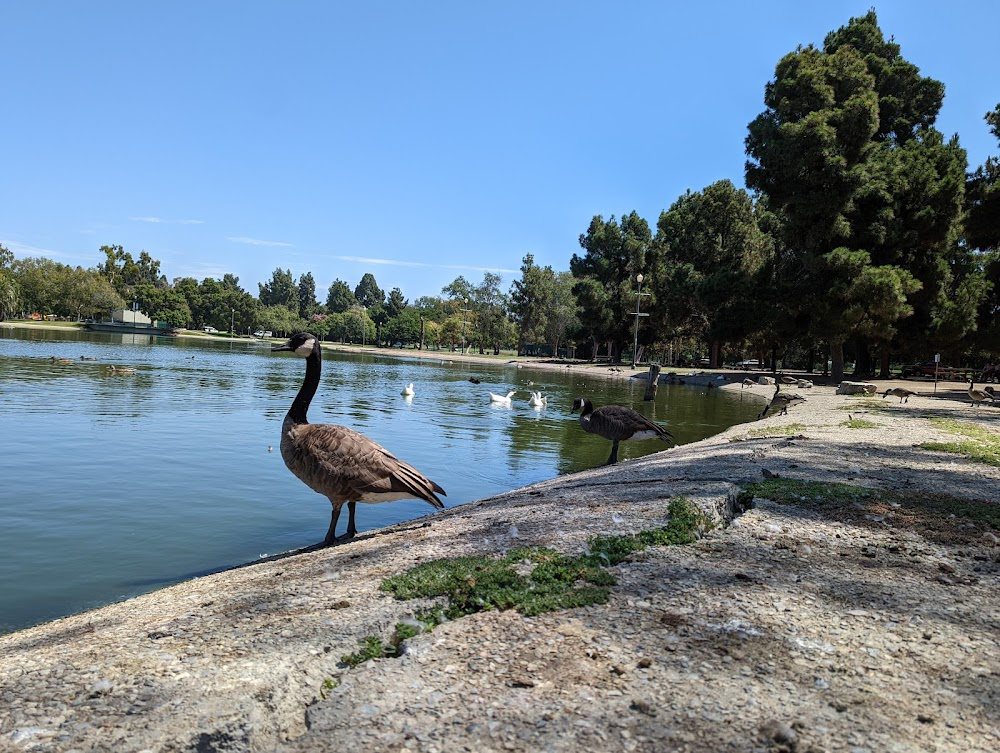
(1, 11), (997, 380)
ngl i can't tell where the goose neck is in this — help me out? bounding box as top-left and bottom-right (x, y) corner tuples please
(288, 348), (321, 424)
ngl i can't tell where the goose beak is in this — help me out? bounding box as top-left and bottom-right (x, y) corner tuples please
(272, 342), (292, 352)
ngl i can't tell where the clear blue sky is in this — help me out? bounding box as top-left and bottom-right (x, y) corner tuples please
(2, 1), (997, 302)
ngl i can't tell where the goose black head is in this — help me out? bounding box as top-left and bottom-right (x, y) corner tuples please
(273, 332), (318, 357)
(571, 397), (592, 414)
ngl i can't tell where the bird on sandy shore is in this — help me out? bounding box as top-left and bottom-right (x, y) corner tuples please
(882, 387), (916, 404)
(571, 397), (673, 465)
(967, 379), (994, 408)
(272, 333), (445, 544)
(742, 378), (755, 388)
(757, 384), (806, 419)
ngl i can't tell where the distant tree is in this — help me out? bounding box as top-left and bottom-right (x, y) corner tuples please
(96, 245), (162, 300)
(344, 305), (375, 344)
(0, 270), (18, 320)
(544, 271), (580, 355)
(325, 279), (357, 313)
(385, 308), (422, 345)
(510, 253), (555, 354)
(386, 287), (407, 319)
(297, 272), (318, 319)
(354, 273), (384, 308)
(258, 268), (299, 312)
(653, 180), (773, 367)
(570, 212), (651, 362)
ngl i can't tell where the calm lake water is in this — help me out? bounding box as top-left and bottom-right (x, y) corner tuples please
(0, 327), (760, 634)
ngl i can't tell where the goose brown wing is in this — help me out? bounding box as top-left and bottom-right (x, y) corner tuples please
(592, 405), (673, 440)
(284, 423), (445, 507)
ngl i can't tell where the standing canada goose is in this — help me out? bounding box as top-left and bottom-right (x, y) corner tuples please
(489, 390), (516, 406)
(968, 379), (994, 408)
(273, 333), (445, 544)
(571, 397), (673, 465)
(757, 384), (806, 419)
(528, 391), (548, 408)
(882, 387), (916, 404)
(401, 383), (415, 397)
(742, 378), (755, 388)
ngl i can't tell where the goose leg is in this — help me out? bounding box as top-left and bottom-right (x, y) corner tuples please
(345, 501), (358, 538)
(606, 440), (620, 465)
(324, 503), (343, 545)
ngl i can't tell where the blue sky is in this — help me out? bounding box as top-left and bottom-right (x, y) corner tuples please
(2, 1), (997, 302)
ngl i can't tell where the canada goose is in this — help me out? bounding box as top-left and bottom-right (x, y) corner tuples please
(468, 377), (481, 384)
(985, 386), (997, 399)
(109, 365), (136, 374)
(272, 333), (445, 544)
(528, 391), (548, 408)
(401, 383), (414, 397)
(968, 379), (994, 408)
(80, 356), (97, 361)
(742, 378), (755, 388)
(882, 387), (916, 404)
(489, 390), (516, 406)
(757, 384), (806, 419)
(50, 357), (73, 364)
(571, 397), (674, 465)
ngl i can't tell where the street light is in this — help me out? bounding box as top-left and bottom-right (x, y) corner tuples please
(632, 274), (650, 369)
(230, 308), (235, 336)
(460, 298), (471, 355)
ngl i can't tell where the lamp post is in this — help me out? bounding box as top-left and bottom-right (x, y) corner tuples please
(230, 308), (235, 336)
(631, 274), (650, 369)
(460, 298), (471, 355)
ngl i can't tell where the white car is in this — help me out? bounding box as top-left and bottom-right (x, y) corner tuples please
(203, 326), (218, 333)
(254, 330), (272, 338)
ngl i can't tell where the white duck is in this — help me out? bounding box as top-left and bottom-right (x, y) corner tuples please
(489, 390), (516, 406)
(401, 383), (415, 397)
(528, 391), (548, 409)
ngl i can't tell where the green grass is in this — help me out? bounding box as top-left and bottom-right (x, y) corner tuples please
(744, 478), (1000, 533)
(333, 498), (709, 674)
(741, 423), (807, 439)
(840, 418), (879, 429)
(920, 418), (1000, 467)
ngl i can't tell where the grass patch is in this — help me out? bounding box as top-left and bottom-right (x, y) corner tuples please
(741, 423), (807, 439)
(744, 478), (1000, 539)
(840, 418), (879, 429)
(920, 418), (1000, 467)
(332, 498), (710, 674)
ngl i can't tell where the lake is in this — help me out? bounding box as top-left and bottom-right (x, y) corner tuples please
(0, 326), (760, 634)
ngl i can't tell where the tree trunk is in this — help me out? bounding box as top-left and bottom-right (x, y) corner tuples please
(709, 340), (722, 368)
(855, 337), (872, 378)
(806, 347), (816, 374)
(830, 340), (846, 383)
(419, 317), (425, 351)
(879, 348), (891, 378)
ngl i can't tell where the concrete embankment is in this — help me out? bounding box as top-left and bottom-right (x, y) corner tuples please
(1, 381), (998, 752)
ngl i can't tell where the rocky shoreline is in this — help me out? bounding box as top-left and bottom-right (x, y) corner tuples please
(1, 377), (999, 752)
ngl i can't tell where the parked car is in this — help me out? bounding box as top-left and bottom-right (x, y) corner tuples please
(901, 361), (939, 378)
(203, 326), (218, 333)
(253, 330), (273, 338)
(738, 359), (762, 370)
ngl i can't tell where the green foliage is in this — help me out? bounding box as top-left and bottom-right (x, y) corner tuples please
(258, 268), (299, 312)
(325, 279), (358, 313)
(297, 272), (318, 319)
(354, 273), (384, 309)
(510, 253), (556, 351)
(841, 418), (879, 429)
(919, 418), (1000, 467)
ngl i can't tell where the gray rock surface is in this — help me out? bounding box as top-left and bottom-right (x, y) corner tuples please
(2, 383), (999, 752)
